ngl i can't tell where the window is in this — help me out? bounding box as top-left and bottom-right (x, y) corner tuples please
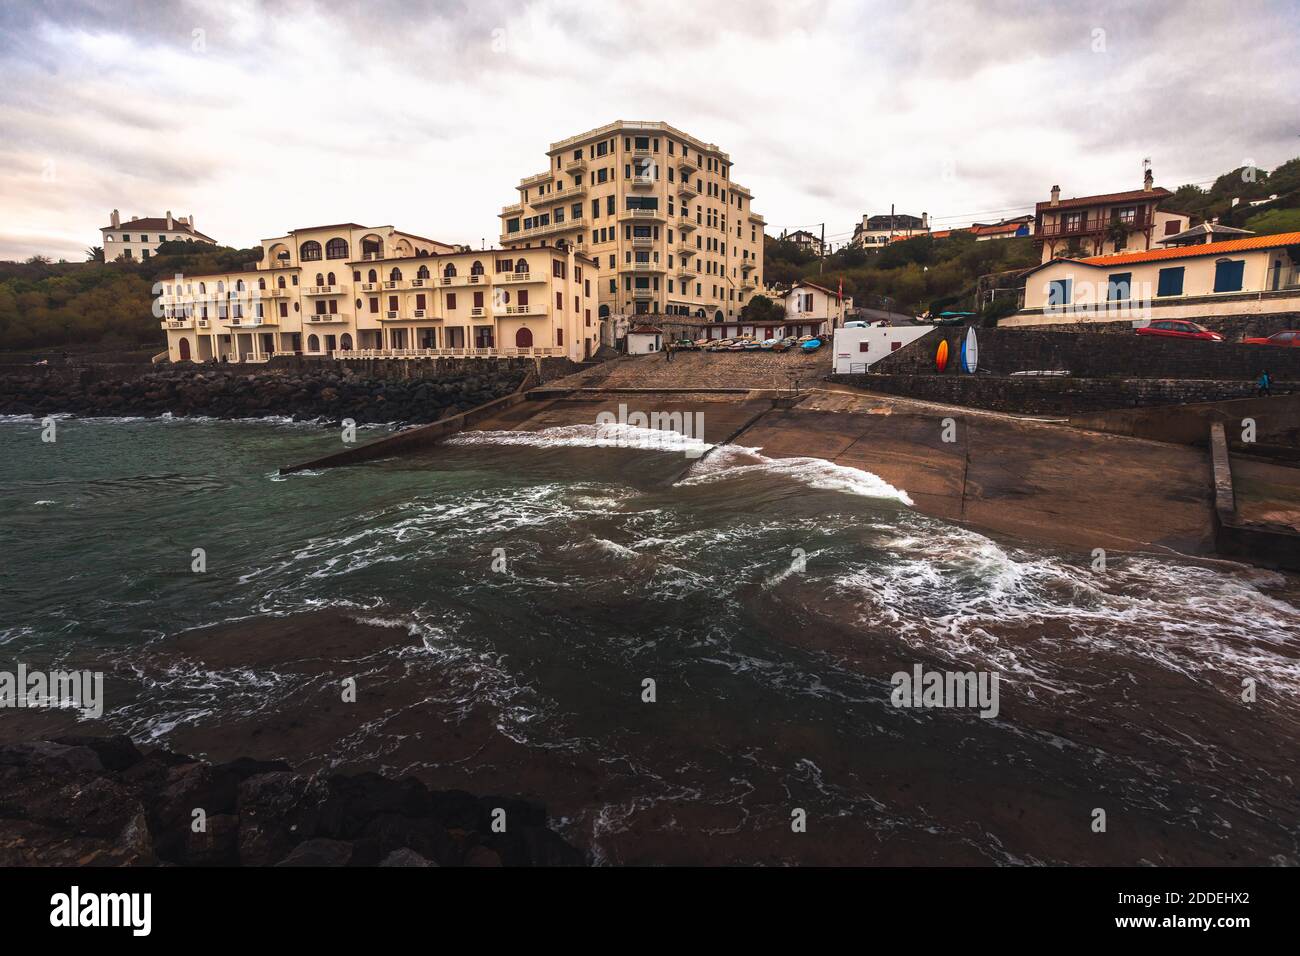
(1213, 259), (1245, 293)
(369, 297), (379, 313)
(325, 238), (348, 259)
(300, 240), (322, 261)
(1106, 272), (1131, 301)
(1156, 266), (1184, 297)
(1047, 278), (1072, 307)
(447, 293), (457, 309)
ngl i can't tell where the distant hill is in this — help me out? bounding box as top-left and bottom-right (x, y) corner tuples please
(0, 242), (261, 352)
(1162, 157), (1300, 234)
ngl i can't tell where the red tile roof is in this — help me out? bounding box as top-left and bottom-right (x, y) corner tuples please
(1036, 187), (1172, 212)
(106, 217), (216, 242)
(1080, 231), (1300, 267)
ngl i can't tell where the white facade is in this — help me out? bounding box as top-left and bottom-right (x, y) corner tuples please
(784, 282), (846, 328)
(102, 209), (216, 261)
(627, 330), (663, 354)
(832, 325), (932, 374)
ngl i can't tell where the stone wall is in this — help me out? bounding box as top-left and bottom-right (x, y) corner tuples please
(0, 363), (535, 424)
(870, 327), (1300, 381)
(835, 372), (1268, 415)
(1011, 312), (1300, 340)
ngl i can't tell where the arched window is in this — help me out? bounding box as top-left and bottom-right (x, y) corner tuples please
(443, 263), (457, 278)
(389, 267), (402, 282)
(257, 277), (266, 290)
(340, 333), (354, 350)
(300, 240), (322, 261)
(714, 310), (724, 324)
(515, 259), (529, 274)
(198, 282), (207, 294)
(307, 334), (320, 352)
(276, 275), (285, 288)
(325, 238), (348, 260)
(316, 273), (325, 286)
(368, 269), (377, 282)
(178, 337), (191, 361)
(236, 279), (246, 291)
(216, 281), (225, 293)
(598, 304), (610, 318)
(327, 272), (336, 285)
(470, 260), (485, 275)
(515, 327), (533, 348)
(417, 265), (430, 279)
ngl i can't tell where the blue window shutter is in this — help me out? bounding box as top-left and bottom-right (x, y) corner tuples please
(1157, 267), (1184, 297)
(1107, 272), (1132, 300)
(1048, 278), (1072, 307)
(1214, 259), (1245, 293)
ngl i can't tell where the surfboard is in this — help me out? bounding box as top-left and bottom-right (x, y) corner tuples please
(962, 327), (978, 373)
(936, 338), (949, 372)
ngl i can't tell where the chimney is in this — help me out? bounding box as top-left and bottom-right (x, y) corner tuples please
(1143, 168), (1153, 192)
(188, 214), (195, 229)
(110, 209), (120, 228)
(166, 210), (173, 230)
(1049, 186), (1061, 207)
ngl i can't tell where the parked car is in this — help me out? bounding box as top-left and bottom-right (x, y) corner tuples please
(1135, 320), (1223, 341)
(1242, 330), (1300, 347)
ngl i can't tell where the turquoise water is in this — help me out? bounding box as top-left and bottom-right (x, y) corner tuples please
(1, 413), (1298, 864)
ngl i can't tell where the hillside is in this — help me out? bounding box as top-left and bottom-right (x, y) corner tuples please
(0, 242), (261, 351)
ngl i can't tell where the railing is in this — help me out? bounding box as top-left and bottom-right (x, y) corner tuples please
(410, 278), (430, 288)
(498, 272), (532, 283)
(624, 208), (662, 219)
(470, 307), (485, 317)
(631, 235), (654, 247)
(493, 304), (543, 315)
(677, 245), (696, 258)
(632, 288), (655, 299)
(1038, 211), (1151, 237)
(741, 260), (755, 272)
(382, 280), (405, 290)
(1265, 263), (1300, 291)
(677, 181), (698, 197)
(503, 217), (585, 242)
(361, 252), (385, 261)
(631, 174), (656, 187)
(384, 311), (404, 320)
(359, 282), (379, 291)
(306, 285), (338, 295)
(629, 261), (660, 272)
(307, 313), (344, 323)
(678, 217), (696, 231)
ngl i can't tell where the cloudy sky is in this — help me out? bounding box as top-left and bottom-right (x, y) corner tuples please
(2, 0), (1297, 261)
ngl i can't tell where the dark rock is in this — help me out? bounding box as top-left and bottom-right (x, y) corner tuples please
(463, 845), (502, 867)
(184, 813), (240, 866)
(0, 741), (103, 775)
(379, 848), (436, 867)
(274, 837), (354, 867)
(53, 734), (143, 772)
(428, 789), (481, 831)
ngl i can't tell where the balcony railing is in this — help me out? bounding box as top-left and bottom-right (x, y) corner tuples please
(410, 277), (432, 288)
(332, 346), (567, 360)
(382, 280), (406, 290)
(359, 282), (379, 291)
(306, 285), (338, 295)
(382, 311), (407, 321)
(623, 207), (663, 220)
(1038, 211), (1152, 237)
(631, 235), (654, 247)
(741, 260), (755, 273)
(628, 261), (660, 272)
(493, 304), (544, 316)
(677, 181), (699, 198)
(361, 252), (386, 261)
(631, 174), (656, 188)
(470, 306), (485, 317)
(565, 158), (587, 173)
(632, 288), (655, 299)
(678, 216), (696, 232)
(306, 313), (345, 323)
(677, 245), (696, 258)
(497, 272), (533, 283)
(501, 216), (585, 242)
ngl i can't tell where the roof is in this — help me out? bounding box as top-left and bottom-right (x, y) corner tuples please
(1024, 231), (1300, 274)
(786, 280), (841, 300)
(1036, 187), (1172, 212)
(629, 325), (664, 334)
(1157, 222), (1253, 245)
(104, 217), (217, 243)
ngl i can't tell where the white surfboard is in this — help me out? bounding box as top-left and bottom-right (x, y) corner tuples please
(963, 327), (979, 373)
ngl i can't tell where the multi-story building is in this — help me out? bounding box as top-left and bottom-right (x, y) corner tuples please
(851, 212), (928, 249)
(1034, 169), (1186, 263)
(157, 223), (600, 363)
(782, 229), (825, 256)
(102, 209), (216, 261)
(498, 121), (765, 325)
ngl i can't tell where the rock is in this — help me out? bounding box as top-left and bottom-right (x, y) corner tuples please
(308, 773), (432, 840)
(360, 812), (453, 865)
(428, 789), (482, 831)
(379, 848), (436, 867)
(53, 734), (143, 772)
(274, 837), (353, 867)
(463, 845), (502, 867)
(183, 813), (240, 866)
(478, 795), (547, 831)
(0, 741), (103, 775)
(237, 771), (319, 866)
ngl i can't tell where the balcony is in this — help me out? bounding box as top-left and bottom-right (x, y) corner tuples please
(678, 216), (697, 233)
(677, 245), (696, 259)
(265, 287), (290, 298)
(626, 261), (661, 273)
(631, 173), (656, 189)
(162, 318), (194, 330)
(305, 285), (338, 295)
(501, 202), (523, 216)
(631, 288), (656, 300)
(306, 313), (346, 323)
(493, 304), (545, 316)
(409, 277), (433, 288)
(677, 180), (698, 199)
(1038, 211), (1152, 238)
(741, 260), (756, 273)
(631, 235), (655, 248)
(381, 279), (407, 290)
(382, 311), (408, 321)
(359, 282), (379, 292)
(500, 217), (584, 243)
(740, 279), (756, 292)
(677, 157), (696, 175)
(227, 315), (272, 328)
(676, 265), (695, 281)
(623, 207), (664, 221)
(497, 272), (534, 283)
(565, 157), (587, 173)
(196, 318), (211, 329)
(470, 306), (486, 317)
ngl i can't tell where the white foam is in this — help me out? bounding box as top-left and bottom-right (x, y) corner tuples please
(679, 445), (914, 506)
(449, 422), (712, 457)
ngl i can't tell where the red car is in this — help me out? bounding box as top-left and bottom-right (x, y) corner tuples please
(1242, 330), (1300, 347)
(1136, 320), (1223, 341)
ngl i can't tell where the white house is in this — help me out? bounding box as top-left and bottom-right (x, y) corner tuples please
(102, 209), (216, 261)
(784, 281), (847, 330)
(832, 325), (932, 374)
(627, 325), (664, 354)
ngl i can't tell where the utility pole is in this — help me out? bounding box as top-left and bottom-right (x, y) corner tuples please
(819, 222), (825, 273)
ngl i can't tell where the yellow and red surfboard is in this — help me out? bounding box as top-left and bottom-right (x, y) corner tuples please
(936, 339), (949, 372)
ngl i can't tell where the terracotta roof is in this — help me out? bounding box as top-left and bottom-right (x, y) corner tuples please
(629, 325), (664, 334)
(1079, 231), (1300, 267)
(1036, 188), (1171, 212)
(786, 281), (841, 300)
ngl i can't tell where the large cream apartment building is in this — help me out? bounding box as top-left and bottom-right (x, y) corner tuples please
(498, 121), (765, 324)
(158, 223), (601, 364)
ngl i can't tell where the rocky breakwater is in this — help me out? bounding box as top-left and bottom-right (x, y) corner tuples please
(0, 736), (585, 866)
(0, 366), (527, 424)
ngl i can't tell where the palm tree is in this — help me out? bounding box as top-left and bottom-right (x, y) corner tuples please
(85, 245), (104, 262)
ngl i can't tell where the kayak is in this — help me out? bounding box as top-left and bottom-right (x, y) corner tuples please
(800, 338), (822, 352)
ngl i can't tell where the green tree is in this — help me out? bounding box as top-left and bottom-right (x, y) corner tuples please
(85, 246), (104, 262)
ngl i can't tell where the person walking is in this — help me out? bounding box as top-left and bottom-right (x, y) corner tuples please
(1257, 370), (1272, 397)
(664, 340), (673, 363)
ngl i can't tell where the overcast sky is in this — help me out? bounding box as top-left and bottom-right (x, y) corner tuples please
(2, 0), (1298, 261)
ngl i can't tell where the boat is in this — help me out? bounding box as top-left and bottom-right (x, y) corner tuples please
(800, 338), (822, 352)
